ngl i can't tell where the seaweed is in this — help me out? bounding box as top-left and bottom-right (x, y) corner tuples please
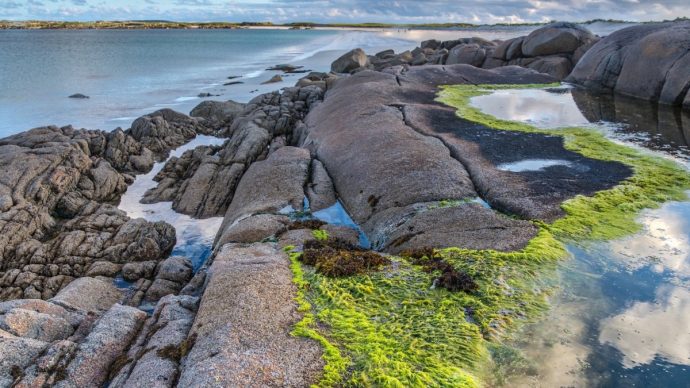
(401, 247), (479, 292)
(286, 83), (690, 387)
(437, 84), (690, 242)
(300, 238), (389, 277)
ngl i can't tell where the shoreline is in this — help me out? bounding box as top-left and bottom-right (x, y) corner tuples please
(0, 19), (651, 31)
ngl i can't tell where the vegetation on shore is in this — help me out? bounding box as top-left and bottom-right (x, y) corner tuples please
(2, 17), (687, 30)
(288, 83), (690, 387)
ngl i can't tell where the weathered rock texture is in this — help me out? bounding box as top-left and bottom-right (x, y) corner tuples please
(0, 277), (141, 387)
(567, 21), (690, 108)
(127, 109), (203, 160)
(332, 22), (598, 80)
(303, 64), (632, 252)
(177, 243), (324, 387)
(190, 100), (246, 136)
(142, 74), (332, 219)
(0, 125), (177, 302)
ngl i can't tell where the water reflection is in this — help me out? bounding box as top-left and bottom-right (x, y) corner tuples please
(599, 284), (690, 368)
(471, 87), (591, 129)
(571, 88), (690, 164)
(471, 86), (690, 386)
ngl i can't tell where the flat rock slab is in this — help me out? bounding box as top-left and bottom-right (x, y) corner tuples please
(217, 146), (310, 244)
(178, 243), (323, 387)
(303, 64), (631, 251)
(58, 304), (146, 388)
(50, 277), (122, 313)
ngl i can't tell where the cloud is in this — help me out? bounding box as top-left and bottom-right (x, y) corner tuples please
(1, 0), (689, 23)
(599, 285), (690, 368)
(0, 1), (23, 9)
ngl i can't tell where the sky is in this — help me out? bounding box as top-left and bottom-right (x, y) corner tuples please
(1, 0), (689, 24)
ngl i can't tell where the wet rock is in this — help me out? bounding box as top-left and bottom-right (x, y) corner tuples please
(331, 48), (369, 74)
(59, 304), (146, 388)
(261, 74), (283, 84)
(178, 243), (323, 387)
(301, 64), (627, 251)
(306, 158), (337, 211)
(50, 277), (122, 313)
(217, 146), (310, 242)
(567, 21), (690, 107)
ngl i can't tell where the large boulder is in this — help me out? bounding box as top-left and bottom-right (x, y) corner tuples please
(567, 21), (690, 107)
(446, 44), (487, 67)
(190, 100), (246, 136)
(331, 48), (369, 73)
(128, 109), (200, 159)
(522, 22), (596, 57)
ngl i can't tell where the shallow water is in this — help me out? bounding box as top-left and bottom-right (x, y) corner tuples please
(117, 135), (226, 275)
(472, 87), (690, 386)
(497, 159), (575, 172)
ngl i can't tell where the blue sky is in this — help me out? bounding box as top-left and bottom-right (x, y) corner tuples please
(1, 0), (689, 24)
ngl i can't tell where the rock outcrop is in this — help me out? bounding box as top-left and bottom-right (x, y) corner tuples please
(567, 21), (690, 108)
(128, 109), (202, 160)
(190, 100), (246, 137)
(335, 22), (598, 80)
(0, 277), (142, 387)
(303, 64), (631, 252)
(142, 76), (329, 218)
(177, 243), (324, 387)
(0, 125), (177, 302)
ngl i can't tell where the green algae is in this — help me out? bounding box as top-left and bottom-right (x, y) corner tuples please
(288, 83), (690, 387)
(437, 84), (690, 242)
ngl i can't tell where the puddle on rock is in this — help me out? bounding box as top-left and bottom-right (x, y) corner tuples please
(471, 86), (591, 129)
(474, 86), (690, 386)
(496, 159), (575, 172)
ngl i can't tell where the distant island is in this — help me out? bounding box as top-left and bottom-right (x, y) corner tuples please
(1, 18), (686, 30)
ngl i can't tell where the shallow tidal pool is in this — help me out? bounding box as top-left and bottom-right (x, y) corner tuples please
(471, 86), (690, 386)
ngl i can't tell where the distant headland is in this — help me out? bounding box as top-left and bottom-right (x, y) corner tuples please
(0, 18), (687, 30)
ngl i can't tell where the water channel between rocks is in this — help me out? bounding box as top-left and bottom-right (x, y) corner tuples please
(471, 86), (690, 386)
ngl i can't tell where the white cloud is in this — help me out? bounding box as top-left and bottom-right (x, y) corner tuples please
(599, 285), (690, 368)
(1, 0), (689, 22)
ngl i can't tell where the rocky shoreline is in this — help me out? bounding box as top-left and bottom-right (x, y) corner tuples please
(1, 20), (689, 387)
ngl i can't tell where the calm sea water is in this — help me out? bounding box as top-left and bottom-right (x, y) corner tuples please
(0, 23), (630, 137)
(0, 28), (417, 135)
